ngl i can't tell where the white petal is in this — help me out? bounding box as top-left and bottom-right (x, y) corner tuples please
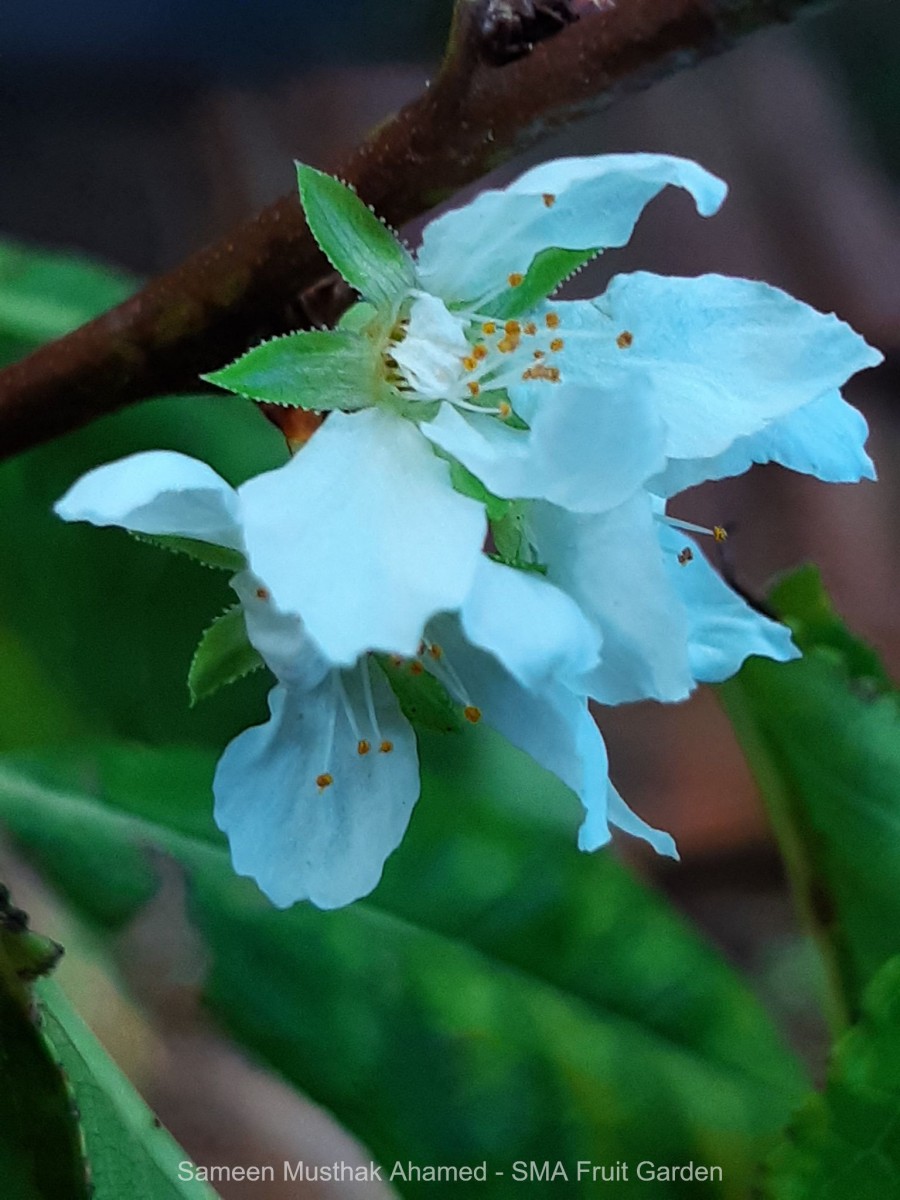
(659, 526), (800, 682)
(238, 408), (487, 664)
(416, 154), (726, 305)
(229, 570), (332, 689)
(529, 496), (694, 704)
(214, 664), (419, 909)
(605, 785), (678, 858)
(652, 390), (877, 497)
(458, 556), (600, 688)
(55, 450), (243, 549)
(422, 380), (664, 513)
(390, 293), (470, 400)
(579, 273), (882, 461)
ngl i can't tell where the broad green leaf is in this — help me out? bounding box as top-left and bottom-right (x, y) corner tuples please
(204, 329), (375, 409)
(762, 955), (900, 1199)
(37, 979), (219, 1200)
(720, 566), (900, 1028)
(0, 887), (88, 1200)
(130, 533), (246, 573)
(0, 736), (807, 1197)
(297, 164), (415, 308)
(488, 246), (596, 320)
(189, 607), (264, 706)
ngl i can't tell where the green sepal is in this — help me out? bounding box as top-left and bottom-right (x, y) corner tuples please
(203, 329), (374, 410)
(377, 656), (463, 734)
(491, 501), (547, 574)
(130, 532), (245, 572)
(484, 246), (597, 320)
(296, 163), (415, 309)
(188, 606), (265, 706)
(337, 300), (379, 332)
(449, 460), (512, 522)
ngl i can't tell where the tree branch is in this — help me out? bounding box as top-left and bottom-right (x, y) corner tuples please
(0, 0), (824, 460)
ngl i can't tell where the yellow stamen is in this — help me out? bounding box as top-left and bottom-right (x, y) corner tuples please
(498, 401), (512, 419)
(507, 272), (524, 288)
(255, 587), (270, 601)
(428, 644), (443, 660)
(357, 740), (371, 756)
(410, 661), (424, 676)
(533, 349), (545, 359)
(677, 548), (693, 566)
(524, 322), (537, 336)
(482, 321), (496, 335)
(522, 364), (560, 383)
(616, 330), (634, 349)
(550, 338), (564, 352)
(713, 526), (728, 543)
(497, 336), (519, 354)
(542, 193), (556, 207)
(504, 320), (521, 335)
(545, 312), (560, 329)
(316, 773), (333, 790)
(467, 381), (481, 397)
(464, 705), (482, 724)
(462, 355), (477, 372)
(473, 344), (488, 361)
(379, 740), (394, 754)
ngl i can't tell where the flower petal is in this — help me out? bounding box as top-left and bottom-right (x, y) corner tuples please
(390, 293), (470, 400)
(563, 273), (881, 462)
(229, 570), (332, 690)
(416, 154), (726, 306)
(214, 664), (419, 909)
(458, 556), (600, 688)
(659, 526), (799, 682)
(528, 495), (694, 704)
(54, 450), (243, 550)
(605, 785), (678, 859)
(651, 390), (877, 497)
(422, 379), (664, 513)
(238, 408), (487, 664)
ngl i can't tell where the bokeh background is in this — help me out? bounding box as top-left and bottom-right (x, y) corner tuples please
(2, 1), (898, 1195)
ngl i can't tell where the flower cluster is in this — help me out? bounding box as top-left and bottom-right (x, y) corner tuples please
(56, 154), (881, 908)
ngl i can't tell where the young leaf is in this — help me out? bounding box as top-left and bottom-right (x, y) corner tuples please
(488, 246), (596, 320)
(130, 532), (245, 572)
(189, 607), (264, 705)
(204, 329), (374, 409)
(296, 164), (415, 308)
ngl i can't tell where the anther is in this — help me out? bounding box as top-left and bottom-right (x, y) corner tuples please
(357, 740), (371, 756)
(507, 273), (524, 288)
(410, 661), (424, 676)
(467, 381), (481, 397)
(498, 401), (512, 418)
(617, 330), (634, 349)
(482, 321), (496, 335)
(316, 773), (333, 790)
(464, 706), (482, 724)
(545, 312), (560, 329)
(713, 526), (728, 543)
(497, 336), (518, 354)
(550, 338), (564, 352)
(504, 320), (521, 335)
(255, 587), (270, 601)
(542, 193), (556, 207)
(473, 344), (488, 361)
(379, 740), (394, 754)
(533, 350), (545, 359)
(462, 355), (477, 372)
(522, 364), (560, 383)
(678, 548), (693, 565)
(524, 322), (537, 336)
(428, 644), (443, 660)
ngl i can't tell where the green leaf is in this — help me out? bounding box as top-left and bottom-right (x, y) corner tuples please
(762, 955), (900, 1199)
(720, 566), (900, 1029)
(488, 247), (596, 320)
(189, 607), (265, 706)
(0, 889), (89, 1200)
(0, 736), (807, 1197)
(296, 164), (415, 308)
(130, 533), (246, 573)
(37, 979), (219, 1200)
(204, 329), (375, 410)
(377, 656), (463, 733)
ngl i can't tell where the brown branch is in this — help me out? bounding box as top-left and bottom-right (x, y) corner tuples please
(0, 0), (825, 460)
